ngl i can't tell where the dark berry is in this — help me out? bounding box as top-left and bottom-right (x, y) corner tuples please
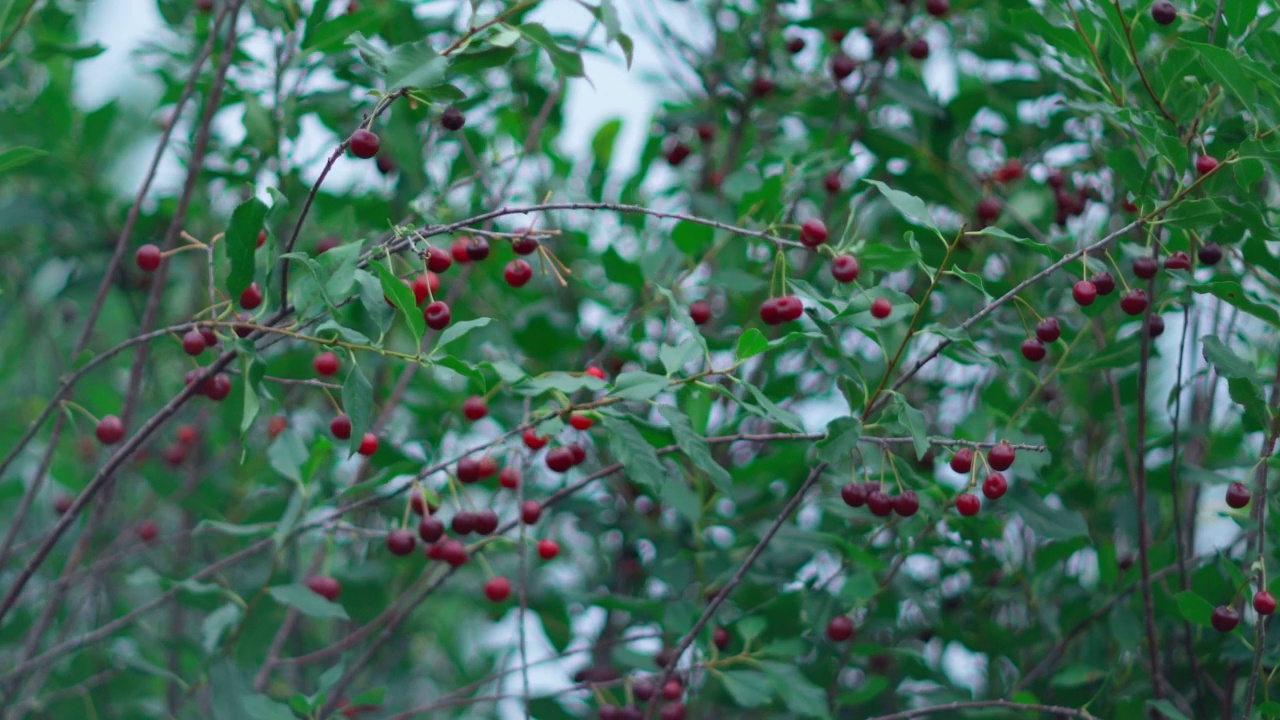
(330, 414), (352, 440)
(441, 107), (465, 131)
(240, 282), (263, 310)
(1211, 605), (1240, 632)
(983, 472), (1008, 500)
(418, 516), (445, 542)
(386, 529), (416, 555)
(424, 301), (452, 330)
(956, 493), (980, 516)
(1072, 280), (1097, 307)
(689, 301), (711, 325)
(1198, 243), (1223, 266)
(1120, 289), (1149, 316)
(949, 448), (974, 474)
(484, 576), (511, 602)
(95, 415), (125, 445)
(870, 298), (892, 319)
(826, 615), (854, 641)
(893, 490), (919, 517)
(988, 442), (1016, 471)
(349, 129), (380, 159)
(1035, 317), (1061, 343)
(1151, 0), (1176, 25)
(840, 483), (868, 508)
(866, 490), (893, 517)
(1226, 481), (1251, 509)
(831, 256), (860, 283)
(136, 244), (161, 272)
(1090, 271), (1116, 296)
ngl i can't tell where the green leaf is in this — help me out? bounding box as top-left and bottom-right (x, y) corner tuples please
(602, 247), (644, 288)
(226, 198), (269, 299)
(201, 603), (242, 654)
(815, 417), (862, 467)
(590, 118), (622, 169)
(240, 353), (262, 434)
(602, 417), (667, 491)
(519, 23), (585, 77)
(268, 430), (309, 485)
(435, 317), (491, 351)
(384, 39), (451, 89)
(1012, 487), (1089, 540)
(1190, 279), (1280, 327)
(345, 32), (388, 72)
(1146, 699), (1193, 720)
(518, 372), (608, 395)
(370, 261), (425, 346)
(450, 45), (518, 76)
(301, 11), (382, 56)
(611, 371), (670, 401)
(0, 146), (47, 175)
(654, 285), (709, 355)
(1201, 336), (1262, 382)
(342, 364), (374, 457)
(864, 179), (937, 232)
(195, 520), (273, 537)
(489, 360), (526, 384)
(1175, 590), (1215, 627)
(742, 383), (804, 432)
(355, 269), (395, 336)
(660, 471), (701, 523)
(659, 340), (700, 375)
(736, 328), (769, 361)
(735, 616), (766, 642)
(672, 221), (713, 255)
(240, 695), (296, 720)
(719, 670), (774, 708)
(891, 394), (929, 461)
(658, 405), (732, 495)
(761, 662), (832, 719)
(268, 584), (349, 620)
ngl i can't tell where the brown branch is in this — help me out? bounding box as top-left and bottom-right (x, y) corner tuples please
(868, 699), (1098, 720)
(1112, 0), (1176, 124)
(1133, 274), (1163, 712)
(1241, 354), (1280, 719)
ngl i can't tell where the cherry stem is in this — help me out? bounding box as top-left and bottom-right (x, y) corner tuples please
(59, 401), (99, 425)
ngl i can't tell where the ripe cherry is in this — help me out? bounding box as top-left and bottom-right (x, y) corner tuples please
(1147, 315), (1166, 338)
(759, 298), (782, 325)
(1133, 257), (1158, 279)
(521, 500), (543, 524)
(983, 472), (1008, 500)
(776, 296), (804, 321)
(505, 259), (533, 287)
(907, 38), (929, 60)
(96, 415), (125, 445)
(457, 457), (482, 483)
(162, 444), (186, 466)
(330, 414), (352, 440)
(53, 493), (73, 515)
(177, 425), (198, 444)
(474, 509), (499, 535)
(988, 442), (1016, 471)
(956, 493), (981, 516)
(240, 282), (263, 310)
(1119, 289), (1149, 316)
(376, 154), (396, 175)
(750, 77), (776, 97)
(450, 240), (471, 263)
(696, 123), (715, 142)
(546, 447), (575, 473)
(823, 170), (842, 194)
(1199, 243), (1223, 266)
(1211, 605), (1240, 632)
(410, 493), (437, 515)
(306, 576), (342, 601)
(440, 540), (468, 567)
(1151, 0), (1176, 25)
(1072, 280), (1097, 307)
(689, 301), (711, 325)
(462, 396), (488, 421)
(1255, 591), (1277, 616)
(1091, 271), (1116, 296)
(204, 373), (232, 401)
(1226, 481), (1251, 509)
(411, 273), (438, 304)
(568, 443), (587, 465)
(894, 490), (919, 517)
(1165, 251), (1192, 271)
(348, 129), (380, 159)
(452, 511), (477, 535)
(538, 539), (560, 560)
(1021, 338), (1046, 362)
(314, 352), (340, 377)
(441, 107), (465, 131)
(713, 626), (731, 650)
(1195, 155), (1219, 175)
(426, 247), (452, 273)
(586, 366), (606, 380)
(182, 330), (206, 356)
(512, 233), (539, 255)
(418, 516), (445, 543)
(786, 36), (805, 53)
(949, 448), (974, 474)
(977, 198), (1001, 224)
(484, 576), (512, 602)
(831, 54), (856, 81)
(137, 520), (159, 544)
(633, 679), (656, 702)
(826, 615), (854, 641)
(871, 298), (892, 319)
(926, 0), (949, 16)
(866, 490), (893, 517)
(424, 301), (452, 330)
(840, 483), (868, 508)
(466, 238), (491, 261)
(660, 705), (686, 720)
(136, 244), (161, 272)
(523, 428), (549, 450)
(568, 414), (594, 431)
(499, 466), (520, 489)
(200, 327), (218, 348)
(831, 256), (860, 283)
(357, 433), (378, 456)
(665, 143), (691, 166)
(386, 529), (416, 555)
(662, 679), (683, 701)
(1035, 317), (1061, 343)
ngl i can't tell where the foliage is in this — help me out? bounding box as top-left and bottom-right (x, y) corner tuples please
(2, 0), (1280, 719)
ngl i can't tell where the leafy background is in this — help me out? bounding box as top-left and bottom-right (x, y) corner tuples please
(2, 0), (1280, 719)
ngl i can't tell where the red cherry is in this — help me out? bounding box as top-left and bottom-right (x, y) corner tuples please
(1120, 289), (1149, 316)
(386, 529), (416, 555)
(1195, 155), (1219, 175)
(696, 123), (716, 142)
(137, 520), (159, 544)
(465, 237), (490, 261)
(537, 539), (560, 560)
(662, 679), (683, 701)
(546, 447), (575, 472)
(177, 425), (198, 444)
(330, 414), (352, 440)
(512, 231), (539, 255)
(411, 273), (438, 304)
(841, 483), (868, 508)
(474, 509), (499, 535)
(182, 330), (206, 356)
(1165, 251), (1192, 271)
(462, 396), (488, 421)
(977, 198), (1001, 223)
(1072, 280), (1097, 307)
(689, 301), (711, 325)
(1212, 605), (1240, 632)
(256, 229), (266, 248)
(478, 456), (498, 479)
(750, 77), (776, 97)
(786, 36), (805, 53)
(1020, 338), (1046, 362)
(440, 540), (468, 566)
(523, 428), (549, 450)
(424, 301), (452, 330)
(831, 256), (860, 283)
(831, 54), (856, 80)
(1147, 315), (1166, 338)
(53, 494), (74, 514)
(426, 247), (452, 273)
(504, 259), (533, 287)
(204, 373), (232, 401)
(983, 472), (1008, 500)
(988, 442), (1016, 471)
(410, 493), (437, 515)
(135, 244), (162, 272)
(907, 38), (929, 59)
(306, 576), (342, 601)
(200, 327), (218, 347)
(239, 282), (263, 310)
(826, 616), (854, 641)
(994, 159), (1023, 182)
(162, 444), (186, 466)
(893, 491), (919, 517)
(956, 493), (981, 516)
(1199, 243), (1223, 266)
(1035, 317), (1061, 343)
(1090, 271), (1116, 295)
(569, 414), (594, 430)
(357, 433), (378, 456)
(95, 415), (125, 445)
(776, 296), (804, 321)
(521, 500), (543, 524)
(499, 467), (520, 489)
(349, 129), (380, 159)
(1133, 257), (1158, 279)
(450, 240), (472, 264)
(759, 298), (782, 325)
(418, 516), (445, 543)
(1151, 0), (1176, 24)
(665, 142), (691, 166)
(452, 511), (478, 535)
(823, 170), (842, 194)
(1226, 481), (1252, 509)
(484, 576), (512, 602)
(949, 448), (973, 474)
(870, 298), (892, 319)
(314, 352), (340, 377)
(1255, 591), (1277, 616)
(457, 457), (482, 483)
(568, 443), (587, 465)
(800, 219), (828, 247)
(866, 490), (893, 517)
(586, 366), (606, 380)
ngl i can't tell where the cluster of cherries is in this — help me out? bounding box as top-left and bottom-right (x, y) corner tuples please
(838, 442), (1016, 523)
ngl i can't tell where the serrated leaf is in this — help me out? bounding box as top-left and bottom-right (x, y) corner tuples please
(342, 364), (373, 457)
(891, 395), (929, 461)
(742, 384), (804, 432)
(0, 146), (47, 175)
(226, 198), (269, 298)
(654, 285), (709, 354)
(761, 662), (832, 719)
(1201, 336), (1262, 381)
(1175, 590), (1215, 627)
(737, 328), (769, 361)
(519, 23), (584, 77)
(1012, 488), (1088, 540)
(489, 359), (526, 384)
(384, 39), (451, 89)
(268, 584), (349, 620)
(659, 340), (700, 375)
(611, 371), (670, 401)
(602, 417), (667, 491)
(202, 604), (242, 653)
(519, 372), (608, 395)
(370, 261), (425, 346)
(435, 317), (491, 352)
(268, 430), (309, 485)
(658, 405), (731, 495)
(864, 179), (937, 231)
(301, 11), (381, 56)
(815, 417), (862, 466)
(719, 670), (773, 708)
